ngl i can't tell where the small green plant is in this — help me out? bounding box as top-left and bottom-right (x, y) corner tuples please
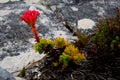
(18, 67), (26, 77)
(59, 53), (71, 68)
(54, 37), (70, 49)
(59, 45), (86, 69)
(76, 29), (90, 47)
(34, 38), (54, 53)
(91, 9), (120, 55)
(34, 37), (86, 70)
(64, 45), (79, 56)
(111, 36), (120, 50)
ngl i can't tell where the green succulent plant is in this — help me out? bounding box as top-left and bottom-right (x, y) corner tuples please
(59, 53), (71, 68)
(59, 45), (86, 69)
(64, 45), (79, 56)
(73, 53), (86, 64)
(34, 38), (54, 54)
(54, 37), (70, 48)
(34, 37), (86, 70)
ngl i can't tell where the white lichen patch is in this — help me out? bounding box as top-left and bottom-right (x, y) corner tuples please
(77, 18), (95, 29)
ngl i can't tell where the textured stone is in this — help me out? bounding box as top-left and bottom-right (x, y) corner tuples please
(0, 49), (45, 73)
(0, 0), (20, 3)
(0, 67), (15, 80)
(0, 0), (120, 79)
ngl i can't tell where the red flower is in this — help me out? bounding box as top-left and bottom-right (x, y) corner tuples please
(21, 10), (40, 43)
(21, 10), (40, 26)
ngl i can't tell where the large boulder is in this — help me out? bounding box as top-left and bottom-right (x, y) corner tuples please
(0, 67), (15, 80)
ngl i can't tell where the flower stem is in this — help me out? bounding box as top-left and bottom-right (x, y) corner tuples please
(32, 25), (40, 43)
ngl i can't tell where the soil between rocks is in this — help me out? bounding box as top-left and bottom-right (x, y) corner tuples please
(24, 49), (120, 80)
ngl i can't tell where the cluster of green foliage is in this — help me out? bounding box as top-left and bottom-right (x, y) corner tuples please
(59, 45), (85, 69)
(76, 29), (90, 47)
(34, 38), (54, 53)
(18, 67), (26, 77)
(34, 37), (86, 69)
(54, 37), (70, 48)
(92, 9), (120, 55)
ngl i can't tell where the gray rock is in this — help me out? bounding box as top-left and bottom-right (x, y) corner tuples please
(0, 0), (120, 78)
(55, 0), (120, 22)
(0, 67), (15, 80)
(0, 2), (32, 60)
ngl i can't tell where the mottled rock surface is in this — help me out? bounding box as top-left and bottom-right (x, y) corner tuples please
(0, 67), (15, 80)
(0, 0), (120, 79)
(0, 0), (120, 60)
